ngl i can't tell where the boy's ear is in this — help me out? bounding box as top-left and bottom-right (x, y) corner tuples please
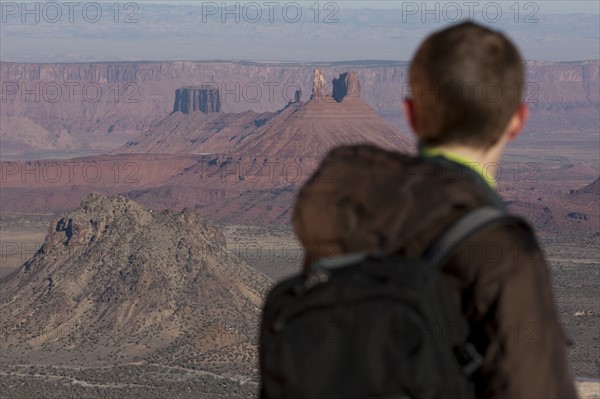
(506, 103), (529, 142)
(403, 98), (418, 137)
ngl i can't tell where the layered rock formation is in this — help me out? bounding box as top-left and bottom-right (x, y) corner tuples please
(1, 70), (413, 227)
(122, 70), (413, 221)
(173, 85), (221, 114)
(1, 61), (598, 157)
(117, 69), (411, 160)
(332, 71), (361, 102)
(228, 70), (412, 161)
(1, 64), (599, 239)
(311, 68), (326, 101)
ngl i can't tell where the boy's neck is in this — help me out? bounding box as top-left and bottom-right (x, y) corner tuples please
(426, 143), (503, 169)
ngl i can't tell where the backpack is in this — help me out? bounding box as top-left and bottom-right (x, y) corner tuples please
(259, 206), (529, 399)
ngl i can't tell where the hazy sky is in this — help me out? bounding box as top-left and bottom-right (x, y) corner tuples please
(131, 0), (599, 14)
(2, 1), (598, 62)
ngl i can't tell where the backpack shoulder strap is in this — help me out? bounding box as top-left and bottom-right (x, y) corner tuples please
(424, 206), (530, 267)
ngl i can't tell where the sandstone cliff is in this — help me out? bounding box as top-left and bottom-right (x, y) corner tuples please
(173, 85), (221, 114)
(332, 71), (361, 102)
(1, 61), (597, 157)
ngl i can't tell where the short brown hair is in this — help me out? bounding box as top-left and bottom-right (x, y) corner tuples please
(408, 22), (525, 148)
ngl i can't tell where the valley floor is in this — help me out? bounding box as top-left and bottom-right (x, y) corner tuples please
(1, 216), (598, 397)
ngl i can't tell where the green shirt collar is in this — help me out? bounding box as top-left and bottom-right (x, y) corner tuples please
(419, 146), (497, 189)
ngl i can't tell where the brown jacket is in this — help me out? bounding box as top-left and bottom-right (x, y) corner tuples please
(292, 145), (577, 399)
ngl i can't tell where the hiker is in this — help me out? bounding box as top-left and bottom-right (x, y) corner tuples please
(260, 22), (577, 398)
(397, 21), (577, 398)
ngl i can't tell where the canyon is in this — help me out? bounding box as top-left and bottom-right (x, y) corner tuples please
(0, 61), (598, 397)
(1, 60), (598, 157)
(1, 63), (598, 240)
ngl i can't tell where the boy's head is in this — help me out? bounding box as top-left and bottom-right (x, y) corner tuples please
(405, 22), (526, 150)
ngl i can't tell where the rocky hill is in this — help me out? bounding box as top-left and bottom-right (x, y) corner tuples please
(0, 194), (271, 378)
